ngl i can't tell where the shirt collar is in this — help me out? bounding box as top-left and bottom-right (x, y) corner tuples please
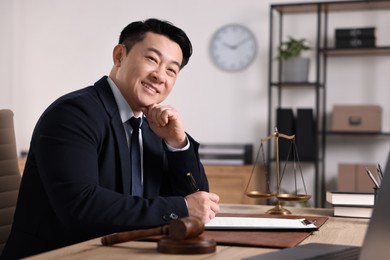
(107, 77), (143, 124)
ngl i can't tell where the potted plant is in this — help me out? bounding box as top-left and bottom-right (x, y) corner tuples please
(277, 36), (310, 83)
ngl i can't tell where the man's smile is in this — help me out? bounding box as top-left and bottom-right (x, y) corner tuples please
(142, 82), (159, 94)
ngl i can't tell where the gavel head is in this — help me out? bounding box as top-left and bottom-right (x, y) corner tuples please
(168, 216), (204, 240)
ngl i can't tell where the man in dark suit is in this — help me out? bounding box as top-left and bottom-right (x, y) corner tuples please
(2, 18), (219, 259)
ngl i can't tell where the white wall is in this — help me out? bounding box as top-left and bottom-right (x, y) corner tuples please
(1, 0), (389, 203)
(1, 0), (275, 149)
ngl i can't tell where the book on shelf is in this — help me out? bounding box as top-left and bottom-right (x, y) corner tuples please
(333, 205), (373, 219)
(326, 191), (374, 206)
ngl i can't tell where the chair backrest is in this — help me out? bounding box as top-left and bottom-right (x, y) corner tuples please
(0, 109), (21, 255)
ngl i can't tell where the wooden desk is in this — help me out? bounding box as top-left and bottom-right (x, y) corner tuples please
(25, 204), (369, 260)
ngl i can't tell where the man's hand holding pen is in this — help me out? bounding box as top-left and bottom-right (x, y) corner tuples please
(185, 172), (220, 224)
(185, 192), (220, 224)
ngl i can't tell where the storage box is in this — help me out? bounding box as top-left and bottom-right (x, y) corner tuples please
(331, 105), (382, 132)
(338, 163), (378, 192)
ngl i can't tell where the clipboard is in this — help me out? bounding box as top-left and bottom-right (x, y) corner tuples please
(201, 213), (328, 248)
(145, 213), (328, 249)
(205, 216), (317, 231)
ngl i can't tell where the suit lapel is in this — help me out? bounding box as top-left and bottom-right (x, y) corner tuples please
(94, 76), (131, 194)
(111, 115), (131, 194)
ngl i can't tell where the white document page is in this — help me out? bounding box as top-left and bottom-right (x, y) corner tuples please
(205, 217), (317, 230)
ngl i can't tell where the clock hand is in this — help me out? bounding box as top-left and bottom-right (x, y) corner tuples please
(232, 37), (250, 49)
(222, 37), (251, 50)
(222, 42), (235, 49)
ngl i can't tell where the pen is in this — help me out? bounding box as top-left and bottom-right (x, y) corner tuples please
(186, 172), (199, 192)
(377, 163), (384, 181)
(366, 168), (380, 188)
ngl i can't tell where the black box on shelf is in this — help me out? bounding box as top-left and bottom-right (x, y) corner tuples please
(335, 37), (375, 48)
(276, 108), (317, 162)
(276, 108), (295, 160)
(335, 27), (376, 38)
(296, 108), (316, 161)
(334, 27), (376, 49)
(198, 143), (253, 165)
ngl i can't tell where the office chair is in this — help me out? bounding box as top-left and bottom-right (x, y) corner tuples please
(0, 109), (21, 255)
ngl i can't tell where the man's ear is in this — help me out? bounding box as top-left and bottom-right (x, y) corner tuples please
(113, 44), (125, 66)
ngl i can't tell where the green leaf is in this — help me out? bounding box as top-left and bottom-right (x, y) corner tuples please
(277, 36), (310, 60)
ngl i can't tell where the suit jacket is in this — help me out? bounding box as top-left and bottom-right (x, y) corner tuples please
(2, 76), (209, 259)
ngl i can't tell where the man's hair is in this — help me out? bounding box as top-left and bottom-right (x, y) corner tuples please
(119, 18), (192, 69)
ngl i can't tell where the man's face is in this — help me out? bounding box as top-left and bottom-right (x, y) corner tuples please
(112, 32), (183, 114)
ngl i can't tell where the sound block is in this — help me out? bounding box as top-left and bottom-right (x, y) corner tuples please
(157, 236), (216, 254)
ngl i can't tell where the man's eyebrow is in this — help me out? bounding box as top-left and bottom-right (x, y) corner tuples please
(146, 47), (181, 68)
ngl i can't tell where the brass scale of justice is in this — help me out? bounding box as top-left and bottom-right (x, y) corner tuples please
(245, 128), (311, 215)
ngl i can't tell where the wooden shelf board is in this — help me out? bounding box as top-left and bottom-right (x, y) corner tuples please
(325, 131), (390, 136)
(272, 0), (390, 14)
(322, 47), (390, 56)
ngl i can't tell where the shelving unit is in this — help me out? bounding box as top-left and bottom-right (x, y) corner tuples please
(268, 0), (390, 207)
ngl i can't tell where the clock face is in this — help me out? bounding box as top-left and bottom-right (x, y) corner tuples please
(210, 24), (257, 72)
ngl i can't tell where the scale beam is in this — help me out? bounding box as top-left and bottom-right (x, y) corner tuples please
(245, 128), (311, 215)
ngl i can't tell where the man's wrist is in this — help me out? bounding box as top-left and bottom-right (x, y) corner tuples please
(165, 136), (190, 151)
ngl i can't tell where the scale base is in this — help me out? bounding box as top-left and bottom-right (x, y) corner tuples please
(266, 203), (291, 215)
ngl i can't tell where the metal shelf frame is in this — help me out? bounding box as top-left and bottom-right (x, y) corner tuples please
(267, 0), (390, 207)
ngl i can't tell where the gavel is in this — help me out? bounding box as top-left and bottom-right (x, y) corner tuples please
(101, 216), (204, 246)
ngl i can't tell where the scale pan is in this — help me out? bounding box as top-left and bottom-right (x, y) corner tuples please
(276, 193), (311, 202)
(245, 191), (276, 198)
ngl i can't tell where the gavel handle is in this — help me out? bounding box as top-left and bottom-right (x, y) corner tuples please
(101, 225), (168, 246)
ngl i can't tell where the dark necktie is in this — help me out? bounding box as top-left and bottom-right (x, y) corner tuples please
(129, 117), (142, 196)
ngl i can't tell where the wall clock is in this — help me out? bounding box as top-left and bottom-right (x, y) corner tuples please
(210, 24), (257, 72)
